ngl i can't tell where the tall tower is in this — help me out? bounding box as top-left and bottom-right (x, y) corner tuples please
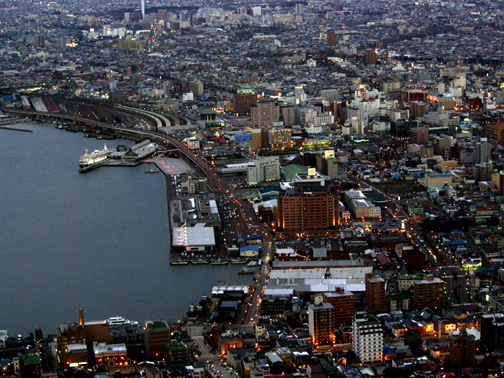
(141, 0), (145, 18)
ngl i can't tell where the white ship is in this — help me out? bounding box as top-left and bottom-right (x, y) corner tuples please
(108, 316), (132, 326)
(79, 143), (110, 168)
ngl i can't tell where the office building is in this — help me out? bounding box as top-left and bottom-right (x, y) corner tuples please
(144, 320), (171, 361)
(248, 156), (281, 185)
(295, 3), (304, 14)
(449, 329), (476, 369)
(323, 290), (354, 327)
(413, 275), (445, 310)
(410, 127), (429, 144)
(352, 312), (383, 364)
(251, 101), (280, 129)
(308, 296), (334, 347)
(474, 138), (491, 164)
(486, 122), (504, 142)
(276, 181), (339, 236)
(365, 273), (386, 312)
(268, 129), (292, 150)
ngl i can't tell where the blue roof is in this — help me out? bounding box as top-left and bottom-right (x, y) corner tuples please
(234, 133), (251, 139)
(239, 245), (260, 252)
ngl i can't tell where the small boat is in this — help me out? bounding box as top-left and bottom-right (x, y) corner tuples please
(191, 258), (209, 264)
(211, 259), (229, 265)
(145, 169), (159, 173)
(247, 260), (258, 267)
(170, 260), (189, 265)
(230, 258), (247, 264)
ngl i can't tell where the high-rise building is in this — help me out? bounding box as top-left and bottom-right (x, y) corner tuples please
(449, 329), (476, 369)
(251, 101), (280, 129)
(277, 182), (339, 236)
(480, 313), (504, 351)
(144, 320), (171, 360)
(499, 172), (504, 196)
(323, 290), (354, 327)
(365, 273), (386, 312)
(327, 31), (337, 47)
(410, 101), (427, 119)
(472, 162), (493, 182)
(413, 275), (445, 310)
(474, 138), (491, 164)
(33, 34), (45, 47)
(432, 135), (452, 156)
(280, 105), (295, 126)
(352, 312), (383, 364)
(235, 93), (257, 114)
(308, 296), (334, 347)
(189, 80), (204, 96)
(410, 127), (429, 145)
(248, 156), (281, 185)
(487, 122), (504, 142)
(251, 128), (270, 150)
(295, 3), (304, 14)
(316, 154), (340, 179)
(365, 49), (377, 64)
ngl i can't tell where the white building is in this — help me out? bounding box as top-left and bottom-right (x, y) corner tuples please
(182, 92), (194, 102)
(248, 156), (281, 185)
(352, 312), (383, 364)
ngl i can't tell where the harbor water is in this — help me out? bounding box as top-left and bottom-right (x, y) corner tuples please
(0, 121), (252, 334)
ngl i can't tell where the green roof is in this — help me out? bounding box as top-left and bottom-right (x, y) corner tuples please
(153, 321), (168, 330)
(283, 164), (308, 181)
(23, 355), (40, 365)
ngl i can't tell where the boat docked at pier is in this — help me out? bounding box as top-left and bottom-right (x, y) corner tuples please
(170, 259), (189, 265)
(79, 143), (111, 168)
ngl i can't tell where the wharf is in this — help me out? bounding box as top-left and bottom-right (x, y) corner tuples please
(0, 118), (30, 131)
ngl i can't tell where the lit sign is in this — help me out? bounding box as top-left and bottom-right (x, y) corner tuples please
(308, 168), (316, 175)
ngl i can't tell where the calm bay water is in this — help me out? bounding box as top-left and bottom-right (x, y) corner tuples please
(0, 121), (250, 335)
